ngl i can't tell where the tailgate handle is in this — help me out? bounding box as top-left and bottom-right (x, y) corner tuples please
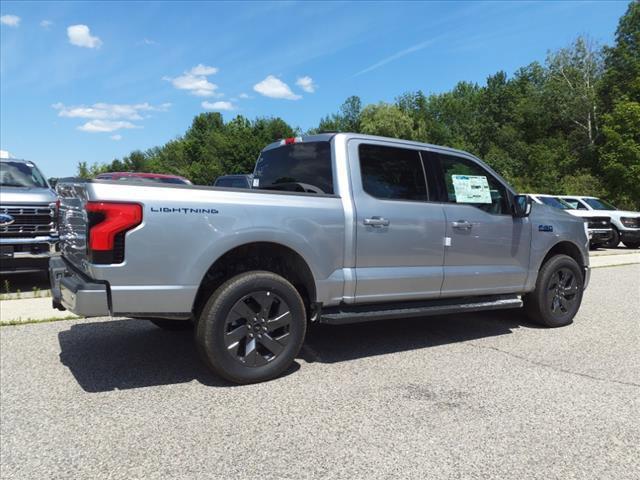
(364, 216), (390, 227)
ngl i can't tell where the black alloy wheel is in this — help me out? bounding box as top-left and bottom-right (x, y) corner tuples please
(547, 267), (580, 317)
(223, 291), (292, 367)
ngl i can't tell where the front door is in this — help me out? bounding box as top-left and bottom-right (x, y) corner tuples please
(349, 141), (446, 303)
(432, 152), (531, 297)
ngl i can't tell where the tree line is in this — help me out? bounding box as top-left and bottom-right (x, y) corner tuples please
(78, 1), (639, 209)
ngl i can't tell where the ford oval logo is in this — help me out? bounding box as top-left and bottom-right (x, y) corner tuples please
(0, 214), (15, 226)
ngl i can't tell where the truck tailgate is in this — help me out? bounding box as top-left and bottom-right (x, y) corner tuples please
(56, 182), (91, 273)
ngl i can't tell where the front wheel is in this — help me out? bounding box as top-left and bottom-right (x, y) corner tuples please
(603, 227), (620, 248)
(523, 254), (584, 328)
(196, 271), (307, 384)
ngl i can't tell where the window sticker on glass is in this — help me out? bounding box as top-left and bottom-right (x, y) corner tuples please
(452, 175), (492, 204)
(252, 178), (260, 187)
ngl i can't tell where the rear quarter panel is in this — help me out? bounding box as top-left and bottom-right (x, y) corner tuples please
(84, 183), (345, 314)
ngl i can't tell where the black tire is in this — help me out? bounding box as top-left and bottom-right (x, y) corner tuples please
(622, 241), (640, 249)
(603, 227), (620, 248)
(148, 318), (194, 331)
(196, 271), (307, 384)
(523, 254), (584, 328)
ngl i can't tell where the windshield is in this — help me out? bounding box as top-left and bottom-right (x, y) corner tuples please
(254, 141), (334, 194)
(0, 161), (49, 188)
(539, 196), (571, 210)
(584, 198), (617, 210)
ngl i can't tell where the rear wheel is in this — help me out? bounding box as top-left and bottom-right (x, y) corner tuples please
(196, 271), (306, 384)
(523, 254), (583, 328)
(622, 241), (640, 249)
(603, 227), (620, 248)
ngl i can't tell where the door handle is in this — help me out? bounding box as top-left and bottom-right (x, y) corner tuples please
(452, 220), (473, 230)
(364, 216), (390, 227)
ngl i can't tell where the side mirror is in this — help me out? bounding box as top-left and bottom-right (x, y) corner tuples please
(513, 194), (532, 218)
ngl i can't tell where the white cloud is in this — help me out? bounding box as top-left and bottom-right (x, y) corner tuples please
(67, 24), (102, 49)
(78, 120), (138, 133)
(295, 76), (316, 93)
(202, 101), (236, 111)
(110, 134), (123, 141)
(40, 20), (53, 29)
(189, 64), (218, 76)
(1, 15), (21, 27)
(142, 38), (157, 45)
(238, 93), (250, 99)
(54, 102), (170, 134)
(52, 102), (170, 120)
(253, 75), (301, 100)
(164, 64), (220, 97)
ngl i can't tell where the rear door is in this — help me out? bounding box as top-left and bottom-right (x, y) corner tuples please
(348, 140), (446, 303)
(429, 152), (531, 297)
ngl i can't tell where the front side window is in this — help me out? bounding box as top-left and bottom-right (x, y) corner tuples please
(254, 141), (333, 194)
(359, 144), (428, 201)
(563, 198), (589, 210)
(438, 154), (509, 214)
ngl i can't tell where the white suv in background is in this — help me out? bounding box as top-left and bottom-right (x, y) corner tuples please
(527, 194), (613, 248)
(559, 196), (640, 249)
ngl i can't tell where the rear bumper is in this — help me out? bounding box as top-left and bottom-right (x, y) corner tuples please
(49, 256), (110, 317)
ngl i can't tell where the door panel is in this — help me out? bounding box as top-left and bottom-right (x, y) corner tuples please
(441, 204), (531, 295)
(349, 141), (446, 303)
(434, 152), (531, 296)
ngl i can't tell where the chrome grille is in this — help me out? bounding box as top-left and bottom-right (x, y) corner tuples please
(0, 204), (56, 237)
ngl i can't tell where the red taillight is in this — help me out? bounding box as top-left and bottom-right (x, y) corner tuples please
(86, 202), (142, 263)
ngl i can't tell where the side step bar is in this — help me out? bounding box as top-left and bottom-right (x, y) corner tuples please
(319, 295), (523, 325)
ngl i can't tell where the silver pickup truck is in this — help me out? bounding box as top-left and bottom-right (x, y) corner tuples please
(51, 133), (590, 384)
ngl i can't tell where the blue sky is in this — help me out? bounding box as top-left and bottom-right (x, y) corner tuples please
(0, 1), (629, 177)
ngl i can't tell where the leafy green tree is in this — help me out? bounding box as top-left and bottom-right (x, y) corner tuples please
(599, 0), (640, 110)
(600, 101), (640, 208)
(359, 103), (415, 139)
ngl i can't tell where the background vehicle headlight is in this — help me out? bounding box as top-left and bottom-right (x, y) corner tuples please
(620, 217), (640, 228)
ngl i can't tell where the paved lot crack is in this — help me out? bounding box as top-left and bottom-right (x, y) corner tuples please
(466, 342), (640, 388)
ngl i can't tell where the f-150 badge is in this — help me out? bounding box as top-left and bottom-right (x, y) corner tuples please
(538, 224), (553, 232)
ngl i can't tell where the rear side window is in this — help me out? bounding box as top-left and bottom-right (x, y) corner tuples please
(254, 141), (333, 194)
(359, 144), (428, 201)
(216, 177), (249, 188)
(438, 153), (509, 214)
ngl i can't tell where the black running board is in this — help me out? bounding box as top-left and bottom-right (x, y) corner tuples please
(319, 295), (523, 325)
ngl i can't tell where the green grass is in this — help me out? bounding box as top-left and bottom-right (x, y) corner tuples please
(0, 315), (80, 327)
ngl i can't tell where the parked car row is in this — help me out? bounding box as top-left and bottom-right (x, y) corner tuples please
(527, 193), (640, 249)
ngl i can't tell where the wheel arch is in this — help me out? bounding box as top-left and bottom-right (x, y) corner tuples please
(191, 242), (317, 320)
(539, 240), (587, 277)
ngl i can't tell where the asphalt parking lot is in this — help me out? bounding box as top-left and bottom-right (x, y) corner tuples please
(1, 263), (639, 479)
